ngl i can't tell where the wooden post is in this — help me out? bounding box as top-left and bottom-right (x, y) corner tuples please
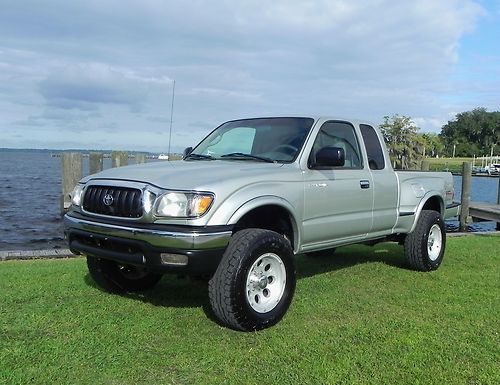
(459, 162), (472, 231)
(135, 153), (146, 164)
(89, 152), (103, 175)
(421, 160), (429, 171)
(497, 177), (500, 230)
(112, 151), (128, 168)
(61, 152), (82, 214)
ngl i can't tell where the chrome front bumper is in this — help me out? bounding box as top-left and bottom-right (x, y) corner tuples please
(63, 213), (233, 274)
(63, 213), (232, 250)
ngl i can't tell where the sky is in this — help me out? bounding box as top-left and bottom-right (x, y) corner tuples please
(0, 0), (499, 152)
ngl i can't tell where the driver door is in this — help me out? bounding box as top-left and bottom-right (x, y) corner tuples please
(302, 121), (374, 246)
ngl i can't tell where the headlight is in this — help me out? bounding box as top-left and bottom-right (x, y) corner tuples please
(71, 184), (85, 206)
(155, 192), (214, 218)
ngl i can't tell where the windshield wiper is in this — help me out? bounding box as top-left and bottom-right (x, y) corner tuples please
(184, 153), (216, 161)
(220, 152), (275, 163)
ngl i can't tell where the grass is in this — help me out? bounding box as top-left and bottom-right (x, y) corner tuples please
(426, 157), (473, 173)
(1, 236), (499, 385)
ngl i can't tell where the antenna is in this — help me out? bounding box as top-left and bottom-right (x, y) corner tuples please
(167, 79), (176, 159)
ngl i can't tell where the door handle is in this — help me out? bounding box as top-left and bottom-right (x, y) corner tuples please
(360, 180), (370, 189)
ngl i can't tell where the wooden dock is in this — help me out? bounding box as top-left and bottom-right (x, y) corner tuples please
(459, 162), (500, 231)
(469, 202), (500, 225)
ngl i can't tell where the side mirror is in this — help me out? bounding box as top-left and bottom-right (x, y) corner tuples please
(312, 146), (345, 168)
(182, 147), (193, 159)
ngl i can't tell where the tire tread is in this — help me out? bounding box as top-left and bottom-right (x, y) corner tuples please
(208, 228), (294, 331)
(404, 210), (445, 271)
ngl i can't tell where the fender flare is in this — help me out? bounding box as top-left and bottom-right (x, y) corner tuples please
(227, 196), (301, 252)
(409, 191), (444, 233)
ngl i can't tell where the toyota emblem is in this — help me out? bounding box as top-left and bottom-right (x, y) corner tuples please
(103, 194), (114, 206)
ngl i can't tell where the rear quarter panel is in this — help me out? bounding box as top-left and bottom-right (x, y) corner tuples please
(393, 171), (454, 233)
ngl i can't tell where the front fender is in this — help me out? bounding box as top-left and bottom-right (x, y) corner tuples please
(227, 196), (297, 225)
(207, 195), (301, 252)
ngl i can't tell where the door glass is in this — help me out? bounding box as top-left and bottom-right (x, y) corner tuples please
(311, 121), (363, 168)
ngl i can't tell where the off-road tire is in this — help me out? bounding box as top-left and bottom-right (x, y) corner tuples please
(208, 229), (296, 331)
(87, 256), (162, 293)
(404, 210), (446, 271)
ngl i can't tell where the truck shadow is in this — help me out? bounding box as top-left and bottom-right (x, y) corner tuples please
(83, 273), (209, 309)
(296, 242), (408, 279)
(83, 242), (409, 314)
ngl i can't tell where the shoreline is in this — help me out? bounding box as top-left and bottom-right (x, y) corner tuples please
(0, 248), (73, 261)
(1, 231), (499, 261)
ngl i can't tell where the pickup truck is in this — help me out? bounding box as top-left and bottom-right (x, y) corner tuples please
(64, 116), (459, 331)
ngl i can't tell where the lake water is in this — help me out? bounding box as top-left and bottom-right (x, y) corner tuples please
(0, 150), (498, 251)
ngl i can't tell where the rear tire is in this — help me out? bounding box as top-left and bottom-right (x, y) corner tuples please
(404, 210), (446, 271)
(87, 256), (162, 293)
(208, 229), (296, 331)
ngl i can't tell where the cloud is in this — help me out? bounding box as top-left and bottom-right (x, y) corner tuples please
(38, 63), (165, 111)
(0, 0), (494, 150)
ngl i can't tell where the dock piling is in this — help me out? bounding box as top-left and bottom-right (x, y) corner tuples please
(61, 152), (82, 215)
(135, 153), (146, 164)
(112, 151), (128, 168)
(89, 152), (103, 175)
(497, 177), (500, 230)
(459, 162), (472, 231)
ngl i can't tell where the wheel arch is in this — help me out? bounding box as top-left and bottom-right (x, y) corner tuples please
(228, 197), (300, 252)
(409, 192), (445, 233)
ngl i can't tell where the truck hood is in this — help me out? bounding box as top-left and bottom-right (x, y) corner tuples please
(81, 160), (290, 190)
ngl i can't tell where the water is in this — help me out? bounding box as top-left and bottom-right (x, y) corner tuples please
(0, 151), (65, 251)
(0, 150), (498, 250)
(0, 151), (157, 251)
(446, 175), (499, 232)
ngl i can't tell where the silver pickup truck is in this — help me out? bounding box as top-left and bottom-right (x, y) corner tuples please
(64, 117), (459, 331)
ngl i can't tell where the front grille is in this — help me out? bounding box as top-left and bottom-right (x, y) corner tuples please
(83, 185), (143, 218)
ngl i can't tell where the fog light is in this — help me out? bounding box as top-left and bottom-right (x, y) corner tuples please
(160, 253), (188, 266)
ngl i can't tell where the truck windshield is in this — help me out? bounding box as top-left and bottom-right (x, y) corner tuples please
(189, 117), (315, 162)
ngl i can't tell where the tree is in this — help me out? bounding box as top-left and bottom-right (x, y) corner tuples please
(420, 133), (445, 158)
(379, 115), (422, 169)
(439, 108), (500, 157)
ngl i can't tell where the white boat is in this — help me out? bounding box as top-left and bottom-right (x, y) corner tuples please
(485, 163), (500, 176)
(158, 154), (169, 160)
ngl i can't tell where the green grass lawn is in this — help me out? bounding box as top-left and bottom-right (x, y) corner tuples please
(426, 157), (473, 173)
(1, 236), (499, 385)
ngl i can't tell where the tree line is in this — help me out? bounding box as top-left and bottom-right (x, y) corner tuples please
(379, 108), (500, 169)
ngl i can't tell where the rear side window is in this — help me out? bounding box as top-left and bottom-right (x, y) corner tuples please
(360, 124), (385, 170)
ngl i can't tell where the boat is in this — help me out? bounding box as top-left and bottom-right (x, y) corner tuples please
(158, 154), (169, 160)
(486, 163), (500, 176)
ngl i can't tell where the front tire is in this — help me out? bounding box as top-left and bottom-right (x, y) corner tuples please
(87, 256), (162, 293)
(404, 210), (446, 271)
(208, 229), (296, 331)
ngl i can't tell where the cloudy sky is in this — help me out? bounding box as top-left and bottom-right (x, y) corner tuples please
(0, 0), (498, 152)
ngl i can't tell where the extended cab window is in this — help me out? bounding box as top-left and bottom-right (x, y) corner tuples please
(310, 121), (362, 168)
(360, 124), (385, 170)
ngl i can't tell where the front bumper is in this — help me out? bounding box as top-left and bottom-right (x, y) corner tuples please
(64, 213), (233, 275)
